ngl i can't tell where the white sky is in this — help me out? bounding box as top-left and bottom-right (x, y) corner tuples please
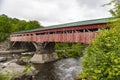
(0, 0), (112, 26)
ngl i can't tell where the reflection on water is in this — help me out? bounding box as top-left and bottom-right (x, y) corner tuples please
(34, 58), (82, 80)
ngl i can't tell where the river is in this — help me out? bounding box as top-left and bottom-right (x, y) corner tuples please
(33, 58), (82, 80)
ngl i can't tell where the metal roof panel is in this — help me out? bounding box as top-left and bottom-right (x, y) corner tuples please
(13, 17), (112, 34)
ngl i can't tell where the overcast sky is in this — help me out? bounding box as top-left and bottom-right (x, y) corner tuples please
(0, 0), (112, 26)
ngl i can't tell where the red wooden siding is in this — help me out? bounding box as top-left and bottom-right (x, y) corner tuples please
(10, 32), (97, 44)
(10, 23), (107, 44)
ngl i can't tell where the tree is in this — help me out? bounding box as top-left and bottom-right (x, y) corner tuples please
(108, 0), (120, 17)
(78, 0), (120, 80)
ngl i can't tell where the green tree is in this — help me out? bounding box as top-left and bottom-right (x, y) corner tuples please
(78, 0), (120, 80)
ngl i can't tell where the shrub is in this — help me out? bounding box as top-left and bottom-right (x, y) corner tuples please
(56, 50), (66, 58)
(55, 43), (87, 58)
(79, 19), (120, 80)
(65, 43), (85, 58)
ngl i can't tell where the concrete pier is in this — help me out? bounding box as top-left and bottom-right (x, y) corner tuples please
(30, 53), (58, 63)
(31, 42), (58, 63)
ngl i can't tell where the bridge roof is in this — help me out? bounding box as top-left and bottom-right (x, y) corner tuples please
(14, 17), (112, 34)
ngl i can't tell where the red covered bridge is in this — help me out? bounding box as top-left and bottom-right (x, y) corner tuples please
(10, 18), (110, 44)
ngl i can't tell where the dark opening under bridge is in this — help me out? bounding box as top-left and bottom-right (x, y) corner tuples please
(10, 18), (111, 63)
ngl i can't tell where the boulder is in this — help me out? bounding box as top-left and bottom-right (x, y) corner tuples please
(0, 61), (38, 79)
(0, 57), (7, 62)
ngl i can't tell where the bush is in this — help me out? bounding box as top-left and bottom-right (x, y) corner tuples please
(65, 43), (85, 58)
(65, 49), (81, 57)
(56, 50), (66, 58)
(55, 43), (87, 58)
(78, 19), (120, 80)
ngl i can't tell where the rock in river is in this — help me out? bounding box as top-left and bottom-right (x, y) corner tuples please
(0, 57), (7, 62)
(0, 60), (38, 79)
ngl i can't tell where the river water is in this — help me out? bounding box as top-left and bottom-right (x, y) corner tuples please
(33, 58), (82, 80)
(0, 52), (82, 80)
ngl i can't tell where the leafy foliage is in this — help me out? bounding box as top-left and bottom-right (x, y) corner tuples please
(55, 43), (87, 58)
(0, 14), (43, 42)
(23, 65), (32, 73)
(107, 0), (120, 17)
(78, 0), (120, 79)
(79, 26), (120, 80)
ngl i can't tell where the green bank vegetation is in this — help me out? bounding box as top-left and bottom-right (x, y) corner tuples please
(0, 72), (11, 80)
(78, 0), (120, 80)
(55, 43), (87, 58)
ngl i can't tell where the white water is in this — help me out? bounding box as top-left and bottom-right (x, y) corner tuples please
(34, 58), (82, 80)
